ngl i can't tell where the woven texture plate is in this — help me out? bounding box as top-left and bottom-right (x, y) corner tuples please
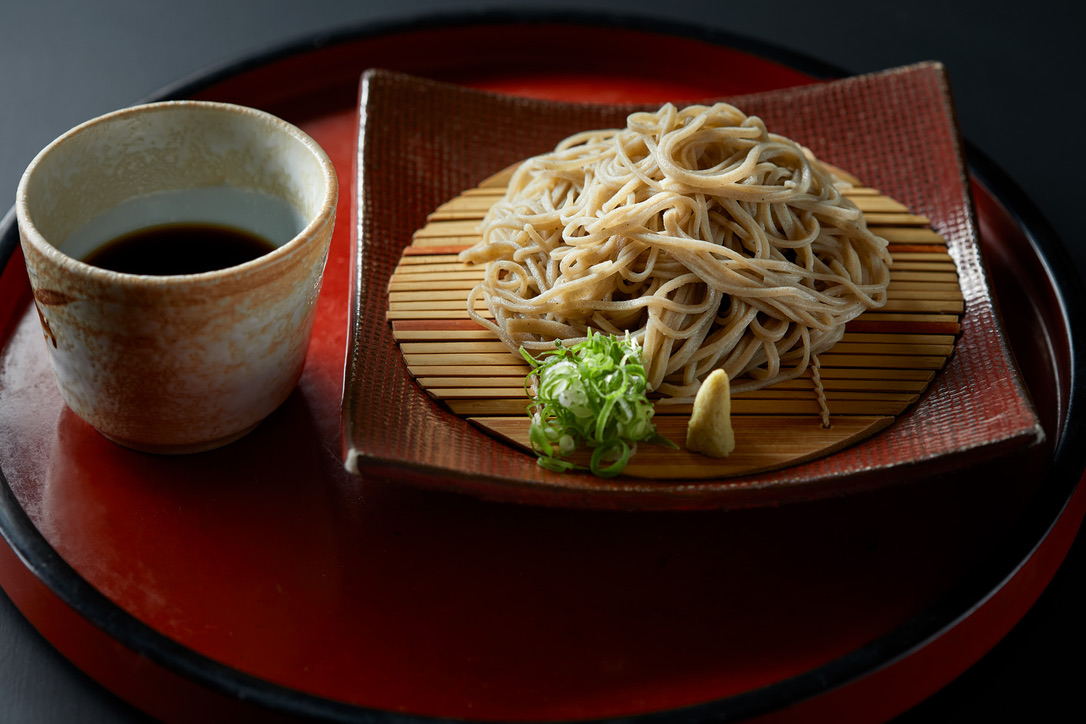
(344, 64), (1043, 509)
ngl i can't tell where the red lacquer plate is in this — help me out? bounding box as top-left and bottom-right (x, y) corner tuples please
(1, 12), (1084, 724)
(343, 65), (1042, 508)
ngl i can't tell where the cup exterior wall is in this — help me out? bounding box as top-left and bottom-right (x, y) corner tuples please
(19, 214), (333, 453)
(15, 101), (338, 453)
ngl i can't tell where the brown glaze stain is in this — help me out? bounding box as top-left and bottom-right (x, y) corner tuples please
(33, 304), (57, 348)
(33, 288), (76, 306)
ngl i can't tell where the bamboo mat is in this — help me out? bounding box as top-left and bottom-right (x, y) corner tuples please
(386, 168), (963, 479)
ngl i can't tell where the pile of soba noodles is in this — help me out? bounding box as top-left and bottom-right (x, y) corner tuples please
(459, 102), (892, 406)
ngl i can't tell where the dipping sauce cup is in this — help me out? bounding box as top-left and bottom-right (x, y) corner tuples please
(15, 101), (338, 454)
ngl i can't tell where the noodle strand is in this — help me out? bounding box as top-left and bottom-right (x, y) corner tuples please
(460, 103), (891, 403)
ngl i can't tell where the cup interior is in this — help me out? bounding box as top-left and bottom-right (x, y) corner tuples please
(19, 101), (334, 270)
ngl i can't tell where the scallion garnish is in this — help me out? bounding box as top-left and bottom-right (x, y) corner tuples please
(521, 329), (676, 478)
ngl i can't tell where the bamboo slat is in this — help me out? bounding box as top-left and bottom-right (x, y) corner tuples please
(386, 174), (963, 479)
(473, 415), (895, 479)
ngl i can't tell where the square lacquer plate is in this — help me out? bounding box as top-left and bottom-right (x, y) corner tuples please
(342, 64), (1042, 510)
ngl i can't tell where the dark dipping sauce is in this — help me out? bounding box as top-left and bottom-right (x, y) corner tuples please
(83, 223), (278, 275)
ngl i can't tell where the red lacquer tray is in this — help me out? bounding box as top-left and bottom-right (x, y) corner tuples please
(1, 14), (1084, 724)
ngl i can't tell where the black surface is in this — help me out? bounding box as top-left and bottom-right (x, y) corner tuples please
(1, 1), (1084, 722)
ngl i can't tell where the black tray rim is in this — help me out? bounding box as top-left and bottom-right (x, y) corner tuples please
(1, 9), (1084, 724)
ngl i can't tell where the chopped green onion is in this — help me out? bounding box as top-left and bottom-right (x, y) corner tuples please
(521, 329), (676, 477)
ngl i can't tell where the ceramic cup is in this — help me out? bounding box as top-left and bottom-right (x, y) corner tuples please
(16, 100), (338, 454)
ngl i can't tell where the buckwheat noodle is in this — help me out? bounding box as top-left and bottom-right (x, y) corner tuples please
(460, 103), (891, 414)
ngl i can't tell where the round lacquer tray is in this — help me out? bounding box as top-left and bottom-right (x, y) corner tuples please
(1, 13), (1083, 724)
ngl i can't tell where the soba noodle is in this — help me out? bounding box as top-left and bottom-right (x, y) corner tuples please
(459, 103), (891, 407)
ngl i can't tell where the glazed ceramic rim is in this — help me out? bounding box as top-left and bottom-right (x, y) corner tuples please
(0, 9), (1083, 724)
(14, 99), (339, 288)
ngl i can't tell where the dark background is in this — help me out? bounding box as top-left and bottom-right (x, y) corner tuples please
(1, 0), (1083, 721)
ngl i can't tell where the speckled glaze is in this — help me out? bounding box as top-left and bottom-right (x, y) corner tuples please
(16, 101), (338, 453)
